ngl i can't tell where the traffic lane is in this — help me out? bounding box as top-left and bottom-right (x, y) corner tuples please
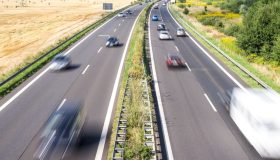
(159, 4), (249, 104)
(149, 8), (250, 160)
(0, 4), (144, 160)
(160, 5), (263, 159)
(18, 4), (146, 160)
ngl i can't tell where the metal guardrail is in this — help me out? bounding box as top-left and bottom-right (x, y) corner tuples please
(168, 3), (271, 90)
(0, 6), (130, 88)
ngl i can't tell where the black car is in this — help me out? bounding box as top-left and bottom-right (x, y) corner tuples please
(157, 23), (167, 31)
(126, 9), (132, 14)
(33, 101), (85, 160)
(106, 36), (120, 47)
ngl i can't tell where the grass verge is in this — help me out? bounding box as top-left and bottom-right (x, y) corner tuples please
(0, 5), (133, 97)
(107, 2), (155, 160)
(169, 4), (280, 93)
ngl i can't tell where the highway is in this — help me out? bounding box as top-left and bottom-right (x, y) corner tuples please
(149, 1), (263, 160)
(0, 3), (145, 160)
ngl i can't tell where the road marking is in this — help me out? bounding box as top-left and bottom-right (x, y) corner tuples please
(114, 28), (117, 32)
(167, 3), (246, 91)
(175, 45), (179, 52)
(57, 98), (66, 111)
(0, 10), (119, 112)
(147, 6), (174, 160)
(38, 131), (56, 159)
(95, 7), (145, 160)
(61, 130), (76, 159)
(119, 23), (121, 26)
(82, 65), (90, 75)
(185, 62), (191, 71)
(122, 19), (124, 22)
(204, 93), (217, 112)
(97, 46), (103, 54)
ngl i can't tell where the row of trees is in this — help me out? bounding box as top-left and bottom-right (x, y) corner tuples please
(236, 0), (280, 63)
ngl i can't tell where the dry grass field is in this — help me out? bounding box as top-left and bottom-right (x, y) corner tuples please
(0, 0), (134, 78)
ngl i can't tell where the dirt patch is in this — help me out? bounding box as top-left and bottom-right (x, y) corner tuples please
(0, 0), (133, 77)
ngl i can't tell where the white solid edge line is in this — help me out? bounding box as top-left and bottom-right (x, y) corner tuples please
(94, 6), (145, 160)
(82, 65), (90, 75)
(185, 62), (191, 71)
(57, 98), (66, 111)
(114, 28), (117, 32)
(148, 5), (174, 160)
(204, 93), (217, 112)
(97, 46), (103, 54)
(0, 10), (119, 113)
(166, 3), (247, 92)
(175, 45), (179, 52)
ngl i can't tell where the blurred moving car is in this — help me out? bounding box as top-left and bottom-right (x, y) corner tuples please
(33, 101), (86, 160)
(152, 15), (159, 21)
(159, 30), (172, 40)
(176, 27), (187, 37)
(126, 9), (132, 14)
(117, 12), (126, 17)
(154, 4), (159, 9)
(229, 88), (280, 159)
(162, 2), (166, 6)
(166, 53), (186, 68)
(157, 23), (167, 31)
(50, 54), (71, 71)
(106, 36), (120, 47)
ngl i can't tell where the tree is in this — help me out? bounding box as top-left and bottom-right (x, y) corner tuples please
(237, 0), (280, 61)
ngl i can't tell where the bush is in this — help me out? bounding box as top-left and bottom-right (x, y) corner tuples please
(183, 7), (189, 15)
(224, 24), (240, 36)
(178, 4), (185, 9)
(199, 17), (221, 26)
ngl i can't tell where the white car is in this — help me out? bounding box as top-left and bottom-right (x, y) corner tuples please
(162, 2), (166, 6)
(159, 31), (172, 40)
(176, 27), (187, 37)
(118, 12), (126, 17)
(50, 54), (71, 71)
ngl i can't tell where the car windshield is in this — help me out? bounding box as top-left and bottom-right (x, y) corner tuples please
(169, 55), (180, 60)
(54, 56), (66, 61)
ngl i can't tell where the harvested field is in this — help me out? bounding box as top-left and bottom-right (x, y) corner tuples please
(0, 0), (134, 78)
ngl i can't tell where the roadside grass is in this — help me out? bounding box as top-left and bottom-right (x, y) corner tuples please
(169, 4), (280, 93)
(107, 3), (154, 160)
(0, 5), (132, 97)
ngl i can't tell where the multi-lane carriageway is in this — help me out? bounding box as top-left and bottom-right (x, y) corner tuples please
(0, 1), (267, 160)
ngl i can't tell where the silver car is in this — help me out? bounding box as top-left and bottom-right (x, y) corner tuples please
(50, 54), (71, 71)
(118, 12), (126, 17)
(159, 30), (172, 40)
(176, 27), (187, 37)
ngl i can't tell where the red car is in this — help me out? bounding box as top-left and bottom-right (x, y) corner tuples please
(166, 54), (186, 68)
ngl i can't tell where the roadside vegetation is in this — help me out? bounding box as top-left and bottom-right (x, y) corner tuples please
(108, 2), (155, 160)
(170, 0), (280, 92)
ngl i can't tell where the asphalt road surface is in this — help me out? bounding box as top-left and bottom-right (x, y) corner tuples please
(149, 1), (263, 160)
(0, 3), (146, 160)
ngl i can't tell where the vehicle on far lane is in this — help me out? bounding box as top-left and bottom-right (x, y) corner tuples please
(152, 15), (159, 21)
(158, 30), (172, 40)
(50, 54), (71, 71)
(106, 36), (120, 47)
(157, 23), (167, 31)
(33, 101), (86, 160)
(126, 9), (132, 14)
(154, 4), (159, 9)
(176, 27), (187, 37)
(166, 53), (187, 68)
(117, 12), (126, 17)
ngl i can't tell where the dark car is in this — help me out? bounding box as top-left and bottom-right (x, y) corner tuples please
(157, 23), (166, 31)
(126, 9), (132, 14)
(152, 15), (159, 21)
(106, 36), (120, 47)
(166, 54), (187, 68)
(33, 101), (85, 160)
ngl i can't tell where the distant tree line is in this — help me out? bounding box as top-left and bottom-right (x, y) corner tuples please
(237, 0), (280, 64)
(221, 0), (280, 64)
